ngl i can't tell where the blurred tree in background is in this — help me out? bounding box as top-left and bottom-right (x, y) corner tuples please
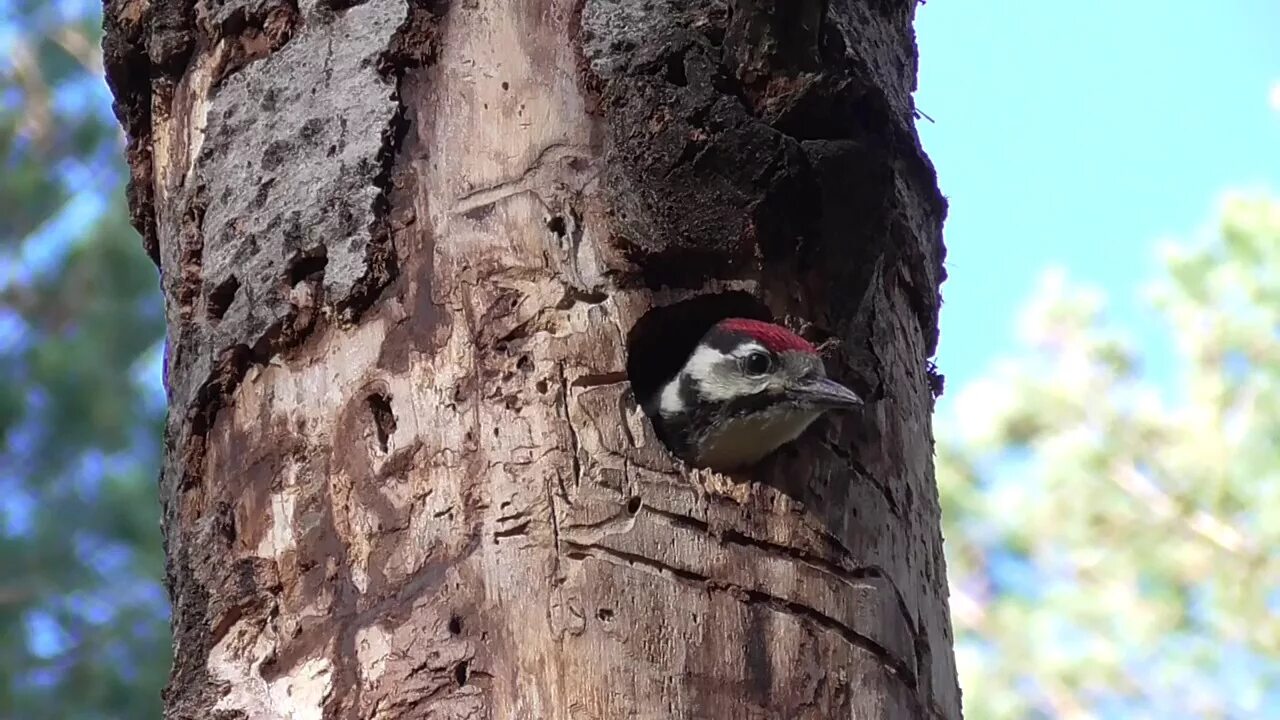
(2, 0), (1278, 718)
(0, 0), (169, 718)
(940, 196), (1280, 719)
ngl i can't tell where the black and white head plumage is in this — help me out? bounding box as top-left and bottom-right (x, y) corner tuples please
(645, 318), (862, 470)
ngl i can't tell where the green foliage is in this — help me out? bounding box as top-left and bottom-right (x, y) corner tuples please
(939, 195), (1280, 719)
(1, 2), (170, 718)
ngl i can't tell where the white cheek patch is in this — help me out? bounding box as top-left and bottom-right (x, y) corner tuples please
(653, 342), (765, 417)
(657, 377), (683, 416)
(684, 344), (767, 402)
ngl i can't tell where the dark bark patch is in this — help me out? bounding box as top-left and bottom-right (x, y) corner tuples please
(208, 0), (300, 88)
(183, 344), (252, 470)
(217, 414), (304, 554)
(149, 0), (197, 77)
(374, 36), (451, 372)
(185, 0), (410, 377)
(381, 0), (451, 71)
(101, 0), (157, 260)
(576, 0), (945, 354)
(126, 144), (161, 264)
(102, 0), (152, 137)
(724, 0), (826, 80)
(159, 546), (219, 719)
(577, 1), (829, 286)
(164, 412), (298, 718)
(377, 269), (450, 374)
(744, 603), (773, 703)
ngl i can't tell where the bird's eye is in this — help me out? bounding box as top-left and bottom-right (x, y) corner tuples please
(742, 351), (773, 376)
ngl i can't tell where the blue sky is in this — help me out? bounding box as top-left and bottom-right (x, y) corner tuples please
(915, 7), (1280, 716)
(915, 1), (1280, 403)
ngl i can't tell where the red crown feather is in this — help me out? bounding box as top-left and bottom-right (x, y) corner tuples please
(715, 318), (816, 354)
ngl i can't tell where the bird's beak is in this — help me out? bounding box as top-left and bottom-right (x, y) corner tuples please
(793, 376), (863, 410)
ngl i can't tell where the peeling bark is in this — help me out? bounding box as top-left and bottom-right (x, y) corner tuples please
(104, 0), (960, 717)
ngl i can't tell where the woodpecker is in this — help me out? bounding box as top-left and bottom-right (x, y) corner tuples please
(643, 318), (863, 471)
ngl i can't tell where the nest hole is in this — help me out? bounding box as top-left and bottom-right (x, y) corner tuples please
(624, 290), (773, 411)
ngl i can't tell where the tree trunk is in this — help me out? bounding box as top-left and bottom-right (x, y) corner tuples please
(103, 0), (959, 717)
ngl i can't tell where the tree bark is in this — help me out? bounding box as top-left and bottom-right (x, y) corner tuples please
(103, 0), (959, 717)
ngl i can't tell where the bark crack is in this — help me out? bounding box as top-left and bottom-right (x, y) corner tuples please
(546, 474), (563, 574)
(562, 540), (920, 696)
(569, 370), (629, 388)
(558, 505), (639, 546)
(557, 364), (585, 496)
(646, 506), (924, 667)
(740, 588), (923, 714)
(824, 438), (903, 521)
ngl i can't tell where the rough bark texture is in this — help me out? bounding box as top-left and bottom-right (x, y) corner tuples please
(104, 0), (959, 717)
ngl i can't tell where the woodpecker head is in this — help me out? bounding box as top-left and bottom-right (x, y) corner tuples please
(643, 318), (862, 471)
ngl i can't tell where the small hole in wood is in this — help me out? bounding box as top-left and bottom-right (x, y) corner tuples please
(626, 496), (642, 515)
(448, 615), (463, 635)
(208, 275), (241, 320)
(366, 392), (396, 452)
(546, 215), (567, 237)
(663, 54), (687, 86)
(287, 247), (328, 286)
(454, 660), (469, 686)
(597, 608), (614, 621)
